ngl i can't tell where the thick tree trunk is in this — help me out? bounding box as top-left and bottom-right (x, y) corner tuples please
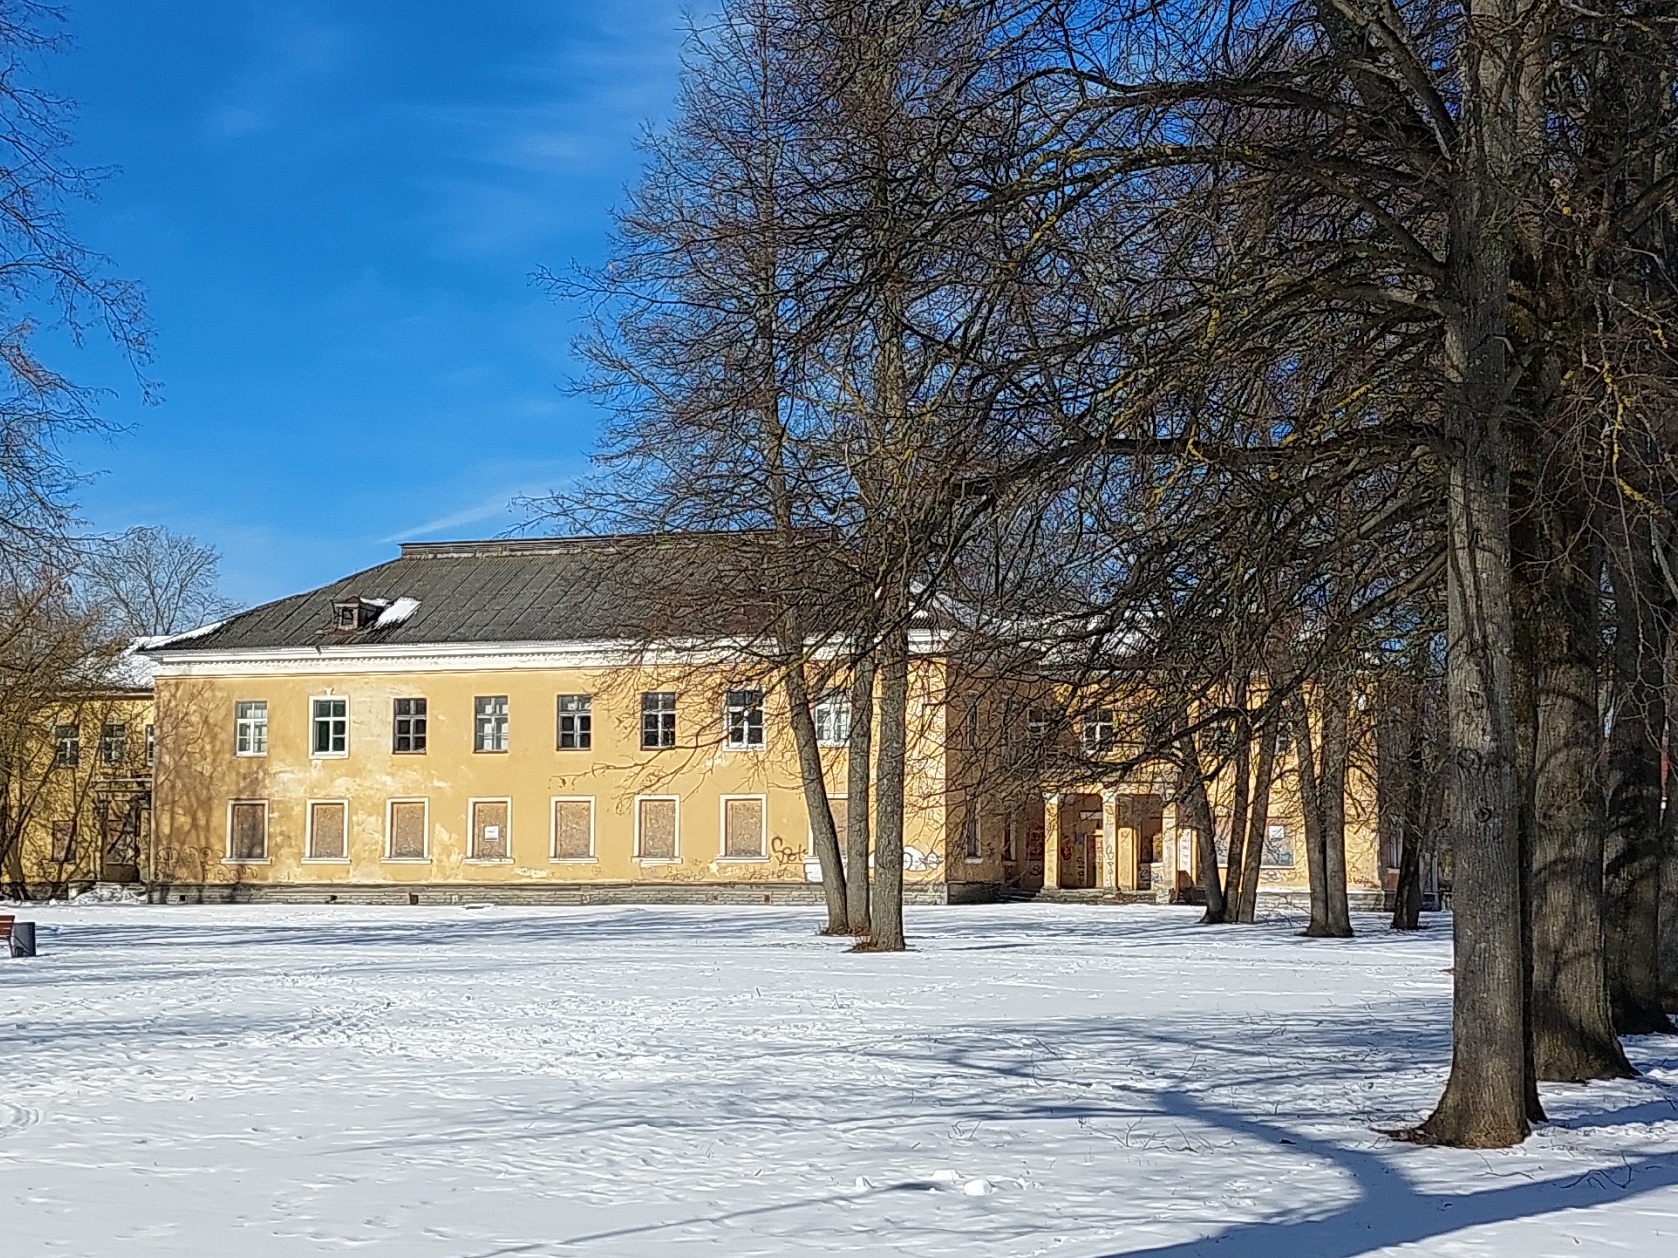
(1178, 725), (1226, 923)
(782, 641), (847, 934)
(1519, 526), (1633, 1079)
(845, 647), (876, 936)
(1235, 724), (1277, 923)
(1661, 693), (1678, 1010)
(865, 620), (908, 952)
(1604, 527), (1676, 1034)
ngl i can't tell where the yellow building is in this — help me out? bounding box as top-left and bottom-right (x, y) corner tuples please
(1, 656), (155, 897)
(143, 535), (1012, 904)
(139, 533), (1387, 909)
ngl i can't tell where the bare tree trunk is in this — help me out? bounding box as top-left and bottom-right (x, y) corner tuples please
(846, 646), (876, 935)
(1521, 526), (1633, 1079)
(866, 619), (908, 952)
(1661, 680), (1678, 1010)
(1408, 7), (1535, 1140)
(1236, 724), (1277, 923)
(1604, 525), (1676, 1034)
(782, 640), (847, 934)
(1178, 724), (1227, 923)
(1292, 696), (1331, 936)
(1224, 680), (1253, 917)
(1317, 671), (1355, 936)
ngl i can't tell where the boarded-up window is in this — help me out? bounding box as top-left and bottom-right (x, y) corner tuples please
(389, 800), (427, 860)
(471, 799), (510, 860)
(637, 797), (677, 859)
(552, 799), (593, 860)
(51, 819), (76, 863)
(229, 801), (267, 861)
(723, 797), (765, 859)
(309, 801), (347, 860)
(827, 796), (849, 851)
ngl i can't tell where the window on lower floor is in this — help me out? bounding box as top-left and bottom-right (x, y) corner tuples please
(551, 798), (594, 860)
(557, 694), (592, 750)
(471, 799), (511, 861)
(308, 801), (347, 860)
(474, 695), (509, 753)
(1003, 815), (1019, 863)
(50, 819), (76, 863)
(636, 796), (678, 859)
(228, 801), (268, 862)
(961, 804), (981, 861)
(1262, 823), (1294, 867)
(388, 799), (428, 860)
(722, 796), (766, 859)
(392, 698), (427, 753)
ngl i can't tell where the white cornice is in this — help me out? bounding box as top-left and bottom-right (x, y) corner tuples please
(149, 630), (952, 678)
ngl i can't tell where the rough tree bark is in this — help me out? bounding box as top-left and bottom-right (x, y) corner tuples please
(1317, 670), (1355, 936)
(1178, 722), (1227, 923)
(1224, 679), (1253, 917)
(845, 646), (876, 935)
(1603, 524), (1677, 1034)
(781, 640), (848, 934)
(1519, 519), (1633, 1079)
(1235, 724), (1278, 924)
(865, 617), (909, 952)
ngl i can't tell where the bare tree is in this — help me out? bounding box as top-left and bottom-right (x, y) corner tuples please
(82, 526), (235, 638)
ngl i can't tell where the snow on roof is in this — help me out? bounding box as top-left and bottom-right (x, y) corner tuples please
(373, 597), (419, 629)
(134, 619), (227, 651)
(104, 638), (163, 691)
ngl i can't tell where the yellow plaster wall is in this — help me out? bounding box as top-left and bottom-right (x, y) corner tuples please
(151, 660), (959, 888)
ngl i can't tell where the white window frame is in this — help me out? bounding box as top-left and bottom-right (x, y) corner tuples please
(1082, 708), (1116, 754)
(808, 795), (851, 861)
(474, 694), (509, 753)
(384, 797), (431, 863)
(718, 793), (769, 862)
(310, 695), (349, 759)
(549, 796), (596, 863)
(466, 796), (514, 863)
(723, 687), (765, 751)
(813, 692), (851, 747)
(224, 798), (270, 865)
(641, 691), (677, 749)
(304, 798), (350, 864)
(99, 722), (127, 767)
(234, 700), (268, 757)
(633, 793), (681, 862)
(556, 694), (592, 750)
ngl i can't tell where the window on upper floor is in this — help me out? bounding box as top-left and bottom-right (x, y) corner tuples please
(641, 691), (676, 749)
(145, 724), (155, 767)
(1082, 709), (1116, 754)
(474, 695), (508, 753)
(99, 723), (127, 767)
(557, 694), (592, 750)
(311, 697), (348, 757)
(723, 688), (764, 750)
(960, 700), (980, 750)
(813, 692), (850, 747)
(53, 723), (79, 768)
(235, 701), (268, 756)
(392, 697), (427, 753)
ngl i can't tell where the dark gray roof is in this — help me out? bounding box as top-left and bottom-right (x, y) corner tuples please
(144, 532), (864, 654)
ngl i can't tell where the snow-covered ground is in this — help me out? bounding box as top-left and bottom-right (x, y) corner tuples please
(3, 903), (1676, 1256)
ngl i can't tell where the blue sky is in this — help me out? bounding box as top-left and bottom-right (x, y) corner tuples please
(46, 0), (692, 606)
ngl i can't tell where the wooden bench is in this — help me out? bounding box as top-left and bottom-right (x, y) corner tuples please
(0, 915), (12, 947)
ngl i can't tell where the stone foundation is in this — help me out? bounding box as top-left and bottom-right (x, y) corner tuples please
(144, 879), (1005, 908)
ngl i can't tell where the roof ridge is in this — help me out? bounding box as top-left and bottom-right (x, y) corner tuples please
(397, 529), (825, 559)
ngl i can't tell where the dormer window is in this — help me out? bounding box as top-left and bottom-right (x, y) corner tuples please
(332, 597), (386, 631)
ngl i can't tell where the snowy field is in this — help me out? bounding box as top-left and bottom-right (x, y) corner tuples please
(3, 903), (1677, 1257)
